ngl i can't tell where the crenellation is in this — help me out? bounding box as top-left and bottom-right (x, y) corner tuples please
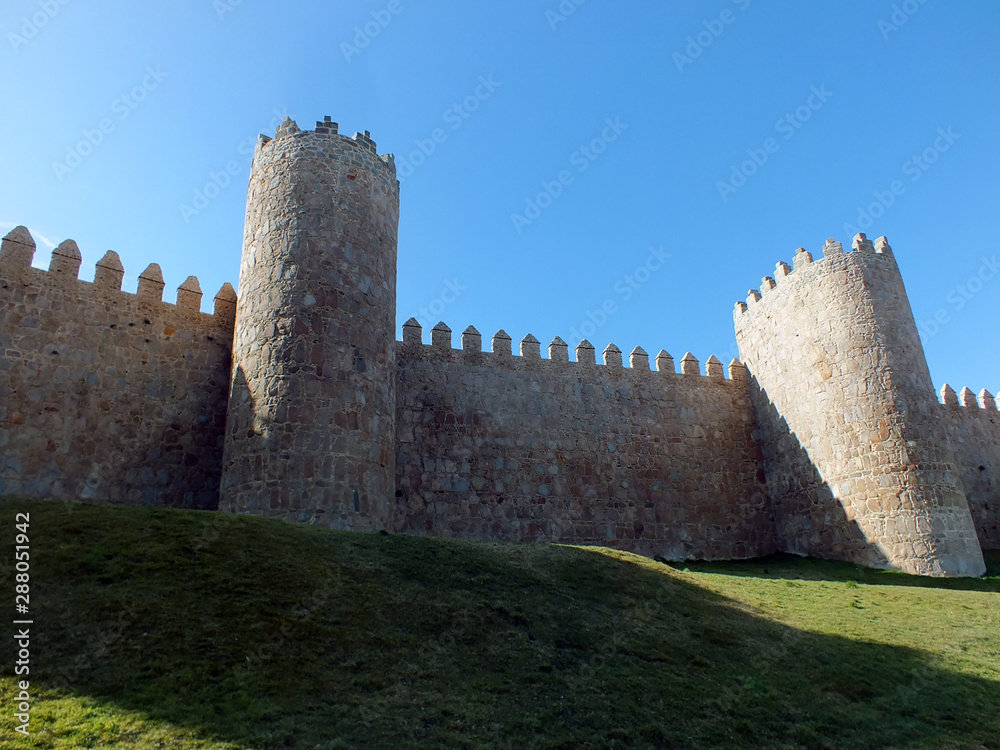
(852, 232), (875, 252)
(462, 325), (482, 352)
(492, 329), (512, 356)
(792, 246), (813, 269)
(681, 352), (699, 375)
(521, 333), (541, 359)
(0, 225), (37, 276)
(431, 321), (452, 349)
(49, 240), (82, 280)
(549, 336), (569, 362)
(941, 384), (958, 406)
(706, 355), (724, 380)
(403, 317), (422, 346)
(3, 114), (993, 577)
(656, 350), (674, 374)
(176, 275), (203, 313)
(630, 346), (649, 371)
(137, 263), (166, 302)
(959, 386), (978, 408)
(94, 250), (125, 291)
(603, 343), (622, 368)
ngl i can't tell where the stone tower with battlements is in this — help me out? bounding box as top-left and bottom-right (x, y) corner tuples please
(220, 116), (400, 530)
(0, 114), (995, 577)
(734, 235), (986, 577)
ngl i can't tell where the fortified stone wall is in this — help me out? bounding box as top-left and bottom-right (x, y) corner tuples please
(395, 320), (778, 561)
(0, 227), (236, 509)
(939, 386), (1000, 548)
(734, 234), (985, 577)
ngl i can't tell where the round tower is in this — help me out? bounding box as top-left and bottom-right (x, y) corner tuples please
(734, 234), (985, 577)
(221, 116), (399, 530)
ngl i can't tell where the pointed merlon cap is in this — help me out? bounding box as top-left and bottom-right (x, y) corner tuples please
(49, 239), (82, 279)
(214, 282), (238, 320)
(656, 350), (674, 374)
(431, 321), (452, 349)
(978, 389), (997, 411)
(728, 358), (749, 384)
(402, 317), (422, 345)
(275, 116), (301, 139)
(822, 237), (844, 256)
(461, 325), (482, 352)
(940, 384), (958, 406)
(521, 333), (541, 359)
(959, 386), (977, 408)
(761, 276), (776, 293)
(176, 275), (203, 312)
(775, 261), (792, 277)
(629, 346), (649, 371)
(576, 339), (596, 366)
(94, 250), (125, 290)
(706, 355), (724, 379)
(492, 329), (512, 356)
(603, 343), (623, 368)
(681, 352), (700, 375)
(875, 235), (892, 255)
(549, 336), (569, 362)
(137, 263), (166, 301)
(733, 301), (748, 317)
(852, 233), (875, 252)
(747, 289), (761, 305)
(0, 225), (37, 273)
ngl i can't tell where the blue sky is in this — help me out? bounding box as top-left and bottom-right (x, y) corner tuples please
(2, 0), (998, 393)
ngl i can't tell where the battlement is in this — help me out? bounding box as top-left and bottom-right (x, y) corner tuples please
(254, 115), (397, 171)
(0, 226), (237, 327)
(399, 318), (747, 384)
(733, 233), (894, 320)
(940, 385), (998, 411)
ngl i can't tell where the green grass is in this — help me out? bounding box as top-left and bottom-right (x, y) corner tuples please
(0, 497), (997, 750)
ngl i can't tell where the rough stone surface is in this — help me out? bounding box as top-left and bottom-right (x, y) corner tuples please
(220, 121), (399, 530)
(396, 340), (777, 561)
(734, 238), (987, 577)
(0, 119), (994, 578)
(0, 243), (233, 508)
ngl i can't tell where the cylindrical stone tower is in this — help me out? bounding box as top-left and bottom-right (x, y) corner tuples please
(734, 234), (985, 577)
(221, 116), (399, 530)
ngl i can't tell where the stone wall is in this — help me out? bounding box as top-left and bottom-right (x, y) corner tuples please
(394, 321), (778, 561)
(939, 388), (1000, 549)
(734, 235), (985, 577)
(0, 227), (235, 509)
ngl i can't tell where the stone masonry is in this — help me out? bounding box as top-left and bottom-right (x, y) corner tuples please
(0, 116), (996, 576)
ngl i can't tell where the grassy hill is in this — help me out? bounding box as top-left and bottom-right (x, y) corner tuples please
(0, 497), (997, 750)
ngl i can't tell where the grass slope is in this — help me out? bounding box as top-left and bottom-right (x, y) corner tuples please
(0, 497), (997, 750)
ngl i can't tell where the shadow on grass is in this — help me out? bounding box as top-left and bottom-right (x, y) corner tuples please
(1, 498), (998, 750)
(673, 550), (1000, 593)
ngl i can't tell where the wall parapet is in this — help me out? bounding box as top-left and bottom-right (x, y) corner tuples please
(398, 317), (747, 383)
(0, 226), (237, 329)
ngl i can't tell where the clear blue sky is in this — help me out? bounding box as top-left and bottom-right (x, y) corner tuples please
(2, 0), (998, 393)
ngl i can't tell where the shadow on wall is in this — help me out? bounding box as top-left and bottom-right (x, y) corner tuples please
(750, 379), (888, 570)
